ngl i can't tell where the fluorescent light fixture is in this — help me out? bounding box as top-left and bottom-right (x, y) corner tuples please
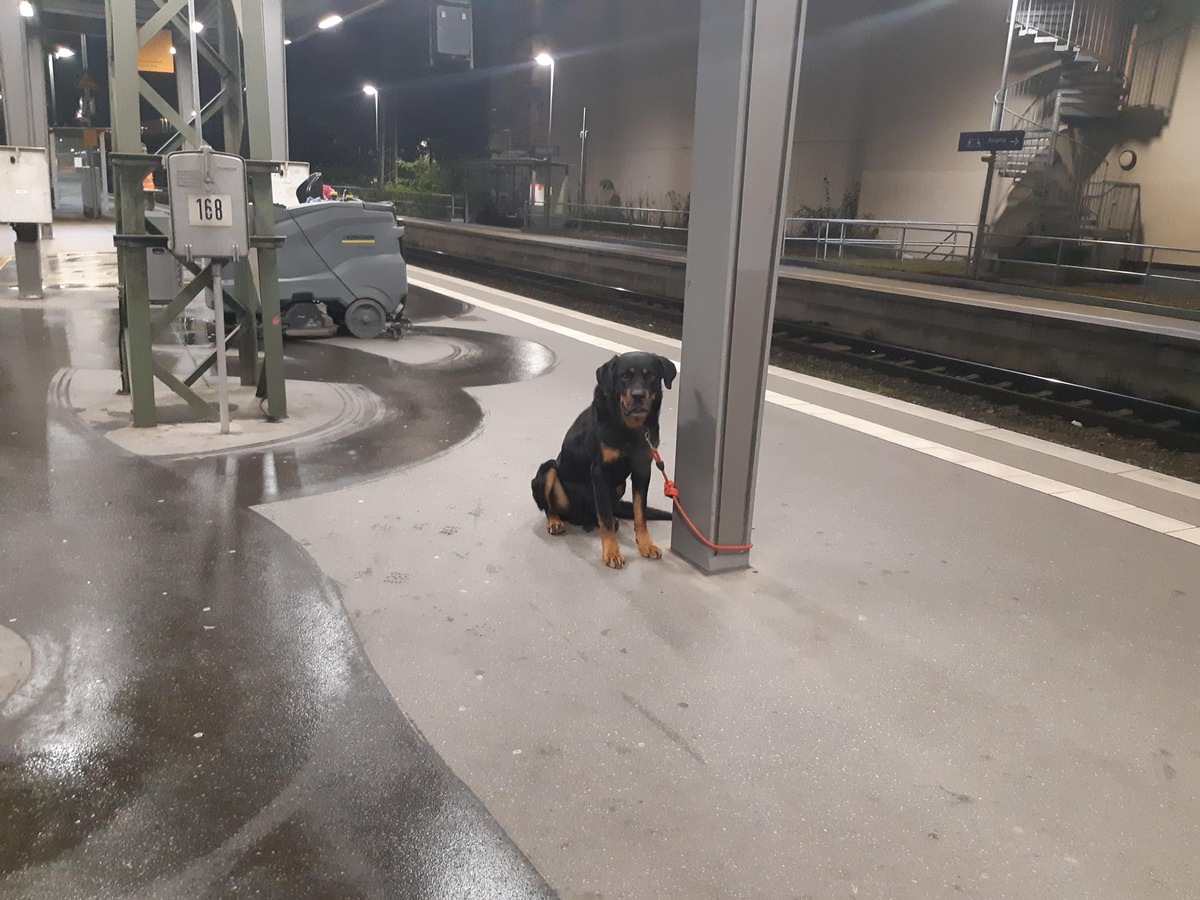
(362, 84), (377, 96)
(19, 1), (34, 16)
(190, 20), (204, 33)
(318, 14), (343, 29)
(54, 46), (75, 59)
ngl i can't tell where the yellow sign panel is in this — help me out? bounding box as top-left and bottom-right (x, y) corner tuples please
(138, 30), (175, 74)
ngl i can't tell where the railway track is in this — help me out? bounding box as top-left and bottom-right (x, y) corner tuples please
(407, 248), (1200, 453)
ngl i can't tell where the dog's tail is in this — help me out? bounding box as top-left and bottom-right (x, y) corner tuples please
(613, 500), (673, 521)
(531, 459), (557, 512)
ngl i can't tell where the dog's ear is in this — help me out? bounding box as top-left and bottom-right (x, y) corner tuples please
(656, 356), (677, 390)
(596, 356), (619, 394)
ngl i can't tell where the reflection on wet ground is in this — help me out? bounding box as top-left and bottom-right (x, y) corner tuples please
(0, 251), (119, 288)
(0, 286), (558, 897)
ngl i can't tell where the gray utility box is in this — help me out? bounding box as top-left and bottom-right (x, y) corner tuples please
(165, 149), (249, 262)
(147, 246), (184, 303)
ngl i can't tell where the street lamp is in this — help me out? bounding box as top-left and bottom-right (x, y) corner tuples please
(534, 52), (555, 146)
(363, 84), (382, 187)
(47, 47), (75, 126)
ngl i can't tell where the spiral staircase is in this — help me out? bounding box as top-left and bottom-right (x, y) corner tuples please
(990, 0), (1187, 247)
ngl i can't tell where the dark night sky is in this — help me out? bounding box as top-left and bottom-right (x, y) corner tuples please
(28, 1), (526, 177)
(285, 0), (520, 175)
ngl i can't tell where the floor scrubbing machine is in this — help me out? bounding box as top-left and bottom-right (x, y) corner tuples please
(276, 177), (410, 339)
(148, 174), (410, 340)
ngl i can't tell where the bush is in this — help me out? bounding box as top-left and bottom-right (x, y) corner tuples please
(793, 178), (877, 240)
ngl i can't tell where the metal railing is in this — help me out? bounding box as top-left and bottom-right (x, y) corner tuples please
(994, 104), (1115, 237)
(1014, 0), (1133, 70)
(1127, 26), (1190, 112)
(784, 216), (1200, 307)
(1082, 181), (1142, 241)
(784, 218), (975, 271)
(982, 232), (1200, 302)
(558, 203), (690, 244)
(388, 191), (466, 221)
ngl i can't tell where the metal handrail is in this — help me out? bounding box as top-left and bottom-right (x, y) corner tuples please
(1013, 0), (1133, 72)
(785, 218), (976, 272)
(1127, 26), (1190, 111)
(779, 215), (1200, 303)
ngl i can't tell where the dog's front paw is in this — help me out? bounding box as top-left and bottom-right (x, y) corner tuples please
(637, 538), (662, 560)
(603, 548), (627, 569)
(547, 517), (566, 535)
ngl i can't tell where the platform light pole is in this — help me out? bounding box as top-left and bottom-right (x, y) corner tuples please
(47, 45), (74, 126)
(363, 83), (382, 188)
(534, 52), (555, 146)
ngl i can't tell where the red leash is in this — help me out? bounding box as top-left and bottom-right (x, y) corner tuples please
(647, 439), (753, 553)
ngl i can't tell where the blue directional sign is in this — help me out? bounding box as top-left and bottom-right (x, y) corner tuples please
(958, 130), (1026, 152)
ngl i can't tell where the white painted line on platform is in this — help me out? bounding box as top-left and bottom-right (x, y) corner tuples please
(409, 269), (1200, 546)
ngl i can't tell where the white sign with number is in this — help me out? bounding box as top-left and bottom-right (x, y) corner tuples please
(188, 194), (232, 227)
(166, 149), (248, 260)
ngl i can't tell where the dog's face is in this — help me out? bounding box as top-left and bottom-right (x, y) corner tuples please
(596, 352), (677, 427)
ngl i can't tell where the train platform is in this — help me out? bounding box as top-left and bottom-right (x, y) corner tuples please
(2, 219), (1200, 898)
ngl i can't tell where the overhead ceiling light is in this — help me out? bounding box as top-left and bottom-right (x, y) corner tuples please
(283, 38), (292, 45)
(318, 14), (343, 29)
(54, 46), (75, 59)
(190, 20), (204, 33)
(19, 1), (34, 16)
(362, 84), (377, 96)
(534, 52), (554, 66)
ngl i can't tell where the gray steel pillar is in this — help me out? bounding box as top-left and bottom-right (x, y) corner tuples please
(1, 15), (50, 296)
(13, 225), (44, 300)
(671, 0), (808, 574)
(238, 0), (289, 160)
(0, 14), (49, 148)
(107, 0), (142, 152)
(174, 35), (197, 148)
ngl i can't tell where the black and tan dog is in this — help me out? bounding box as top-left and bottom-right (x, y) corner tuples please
(532, 352), (677, 568)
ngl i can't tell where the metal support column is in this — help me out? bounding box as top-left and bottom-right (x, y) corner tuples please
(2, 12), (51, 294)
(247, 161), (287, 419)
(0, 13), (50, 148)
(106, 0), (142, 153)
(671, 0), (808, 574)
(112, 155), (160, 425)
(217, 1), (246, 155)
(238, 0), (289, 160)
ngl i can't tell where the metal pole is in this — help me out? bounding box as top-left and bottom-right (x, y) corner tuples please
(375, 91), (382, 187)
(212, 260), (231, 434)
(187, 0), (203, 148)
(973, 0), (1023, 279)
(672, 0), (808, 573)
(81, 34), (92, 125)
(971, 151), (997, 278)
(47, 54), (57, 126)
(547, 59), (555, 144)
(578, 106), (588, 209)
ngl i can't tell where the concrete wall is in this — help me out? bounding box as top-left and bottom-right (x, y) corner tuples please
(1103, 2), (1200, 260)
(545, 0), (699, 207)
(490, 0), (1200, 253)
(856, 0), (1007, 224)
